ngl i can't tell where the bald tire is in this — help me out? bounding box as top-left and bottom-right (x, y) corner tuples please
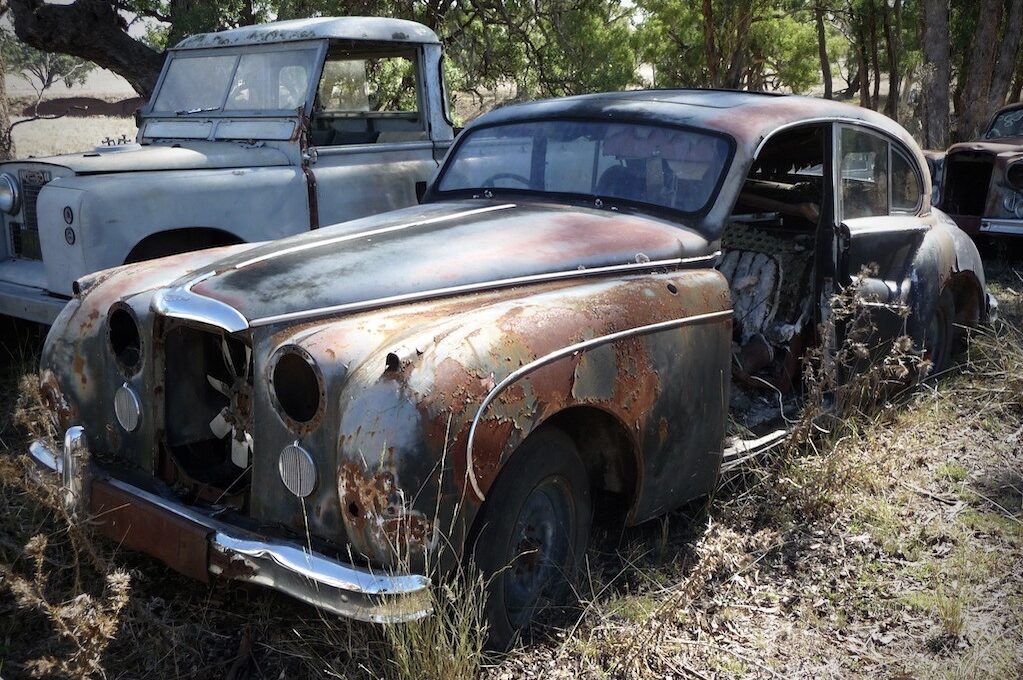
(471, 428), (591, 651)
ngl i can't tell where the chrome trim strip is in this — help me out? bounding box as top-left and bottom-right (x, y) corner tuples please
(464, 308), (734, 501)
(248, 253), (720, 328)
(28, 430), (432, 624)
(980, 218), (1023, 235)
(230, 203), (517, 270)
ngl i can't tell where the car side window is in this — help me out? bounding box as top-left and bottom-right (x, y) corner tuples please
(891, 146), (922, 213)
(839, 127), (889, 220)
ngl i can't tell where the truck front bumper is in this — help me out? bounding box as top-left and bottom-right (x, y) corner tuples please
(29, 426), (432, 624)
(0, 275), (68, 324)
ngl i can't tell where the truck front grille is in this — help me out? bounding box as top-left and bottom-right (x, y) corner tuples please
(11, 170), (51, 260)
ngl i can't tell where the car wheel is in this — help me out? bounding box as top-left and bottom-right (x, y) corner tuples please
(469, 427), (591, 651)
(923, 288), (955, 376)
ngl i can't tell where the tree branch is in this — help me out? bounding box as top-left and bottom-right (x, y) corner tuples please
(8, 0), (165, 97)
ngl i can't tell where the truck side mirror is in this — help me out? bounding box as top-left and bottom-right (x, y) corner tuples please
(415, 180), (428, 203)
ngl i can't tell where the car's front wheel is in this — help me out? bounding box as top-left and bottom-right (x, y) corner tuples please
(469, 427), (592, 651)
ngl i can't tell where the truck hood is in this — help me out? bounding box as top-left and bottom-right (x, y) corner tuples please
(15, 141), (290, 174)
(165, 201), (710, 329)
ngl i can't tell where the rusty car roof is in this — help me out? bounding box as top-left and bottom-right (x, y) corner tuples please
(173, 16), (440, 50)
(477, 89), (918, 152)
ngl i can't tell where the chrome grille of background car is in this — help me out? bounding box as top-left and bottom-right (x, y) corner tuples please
(10, 170), (51, 260)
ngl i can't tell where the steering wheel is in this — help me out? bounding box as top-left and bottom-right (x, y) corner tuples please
(483, 172), (531, 188)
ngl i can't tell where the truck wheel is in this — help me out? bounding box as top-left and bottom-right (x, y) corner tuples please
(923, 288), (955, 376)
(469, 428), (591, 651)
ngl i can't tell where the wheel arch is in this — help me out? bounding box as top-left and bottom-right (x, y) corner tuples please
(124, 227), (244, 264)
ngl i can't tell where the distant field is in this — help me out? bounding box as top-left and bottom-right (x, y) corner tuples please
(10, 116), (138, 158)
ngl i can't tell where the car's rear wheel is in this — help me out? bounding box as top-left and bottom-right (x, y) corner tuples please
(923, 288), (955, 376)
(469, 427), (591, 651)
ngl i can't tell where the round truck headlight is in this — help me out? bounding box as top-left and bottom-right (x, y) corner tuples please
(278, 443), (317, 497)
(114, 383), (142, 432)
(0, 172), (20, 214)
(269, 347), (322, 426)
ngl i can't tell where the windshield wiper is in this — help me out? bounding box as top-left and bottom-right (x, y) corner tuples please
(175, 106), (220, 116)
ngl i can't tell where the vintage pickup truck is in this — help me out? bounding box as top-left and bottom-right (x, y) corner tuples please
(0, 16), (454, 323)
(31, 90), (993, 649)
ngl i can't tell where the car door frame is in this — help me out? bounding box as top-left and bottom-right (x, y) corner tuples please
(828, 121), (931, 353)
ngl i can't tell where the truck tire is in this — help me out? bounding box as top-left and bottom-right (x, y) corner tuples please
(469, 427), (592, 651)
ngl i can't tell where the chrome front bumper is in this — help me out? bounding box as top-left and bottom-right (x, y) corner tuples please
(29, 427), (432, 624)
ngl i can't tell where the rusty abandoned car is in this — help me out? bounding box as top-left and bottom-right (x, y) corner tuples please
(932, 102), (1023, 239)
(30, 90), (994, 648)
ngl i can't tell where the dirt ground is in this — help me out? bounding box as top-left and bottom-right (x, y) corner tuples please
(0, 246), (1020, 679)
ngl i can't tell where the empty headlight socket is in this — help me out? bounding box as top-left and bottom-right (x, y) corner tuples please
(107, 303), (144, 378)
(267, 345), (326, 434)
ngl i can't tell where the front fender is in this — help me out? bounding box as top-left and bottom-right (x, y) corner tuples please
(266, 270), (732, 569)
(38, 167), (308, 295)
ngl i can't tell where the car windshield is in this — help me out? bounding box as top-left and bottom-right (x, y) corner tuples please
(151, 47), (320, 115)
(984, 108), (1023, 139)
(436, 119), (732, 214)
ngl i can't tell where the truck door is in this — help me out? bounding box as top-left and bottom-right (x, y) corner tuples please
(307, 46), (441, 228)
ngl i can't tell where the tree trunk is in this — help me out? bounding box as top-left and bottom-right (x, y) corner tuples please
(0, 41), (14, 160)
(724, 8), (754, 89)
(856, 19), (870, 108)
(1012, 58), (1023, 102)
(815, 1), (832, 99)
(988, 0), (1023, 114)
(959, 0), (1004, 139)
(921, 0), (950, 149)
(9, 0), (166, 98)
(883, 0), (902, 120)
(868, 0), (881, 109)
(701, 0), (719, 87)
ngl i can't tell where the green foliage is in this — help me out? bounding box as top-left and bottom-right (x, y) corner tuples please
(1, 30), (94, 96)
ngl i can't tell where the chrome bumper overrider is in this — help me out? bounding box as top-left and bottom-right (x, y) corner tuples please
(28, 427), (432, 624)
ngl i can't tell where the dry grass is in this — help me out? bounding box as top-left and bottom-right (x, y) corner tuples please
(0, 258), (1021, 678)
(10, 116), (137, 159)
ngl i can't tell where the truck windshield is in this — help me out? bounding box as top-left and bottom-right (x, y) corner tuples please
(436, 119), (732, 215)
(151, 47), (319, 115)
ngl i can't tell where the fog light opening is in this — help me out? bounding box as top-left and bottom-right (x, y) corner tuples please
(114, 383), (142, 432)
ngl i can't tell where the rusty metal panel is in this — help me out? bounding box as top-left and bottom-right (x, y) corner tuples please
(90, 479), (212, 583)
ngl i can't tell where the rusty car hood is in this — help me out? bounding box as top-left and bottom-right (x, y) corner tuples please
(13, 141), (290, 175)
(176, 201), (710, 327)
(946, 138), (1023, 159)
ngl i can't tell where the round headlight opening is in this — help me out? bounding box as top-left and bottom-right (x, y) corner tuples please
(108, 307), (142, 375)
(0, 173), (20, 214)
(271, 350), (321, 424)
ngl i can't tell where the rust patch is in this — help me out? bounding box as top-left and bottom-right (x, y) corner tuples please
(338, 461), (435, 562)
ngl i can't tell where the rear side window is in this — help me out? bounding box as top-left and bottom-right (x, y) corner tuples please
(839, 127), (888, 220)
(891, 147), (922, 213)
(838, 126), (923, 220)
